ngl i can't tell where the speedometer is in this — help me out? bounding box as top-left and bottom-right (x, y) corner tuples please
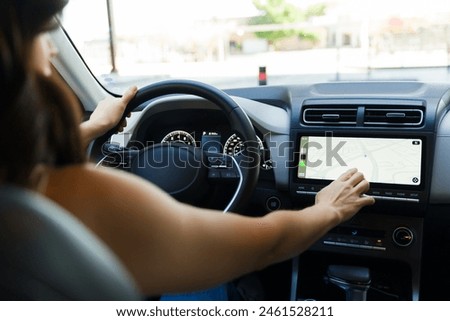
(161, 130), (196, 146)
(224, 134), (273, 170)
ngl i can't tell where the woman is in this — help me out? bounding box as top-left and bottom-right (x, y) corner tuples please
(0, 0), (374, 297)
(0, 0), (134, 186)
(30, 25), (137, 149)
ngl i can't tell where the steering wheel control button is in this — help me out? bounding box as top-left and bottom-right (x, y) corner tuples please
(208, 168), (238, 181)
(221, 169), (238, 179)
(266, 196), (281, 211)
(393, 227), (414, 247)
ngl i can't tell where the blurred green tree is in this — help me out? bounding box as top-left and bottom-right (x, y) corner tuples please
(250, 0), (325, 47)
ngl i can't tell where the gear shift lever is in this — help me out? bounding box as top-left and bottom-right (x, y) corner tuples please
(326, 265), (371, 301)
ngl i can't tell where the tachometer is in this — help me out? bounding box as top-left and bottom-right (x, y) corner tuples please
(161, 130), (196, 146)
(223, 134), (245, 156)
(224, 134), (273, 170)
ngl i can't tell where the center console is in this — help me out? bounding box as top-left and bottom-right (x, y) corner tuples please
(288, 111), (433, 300)
(288, 132), (431, 300)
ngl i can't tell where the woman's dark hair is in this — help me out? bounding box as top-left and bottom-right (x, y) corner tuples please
(38, 70), (86, 167)
(0, 0), (84, 187)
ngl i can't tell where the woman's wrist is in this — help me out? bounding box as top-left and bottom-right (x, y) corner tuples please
(311, 203), (342, 226)
(79, 120), (102, 148)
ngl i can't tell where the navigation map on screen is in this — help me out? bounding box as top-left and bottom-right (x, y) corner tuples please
(297, 136), (422, 186)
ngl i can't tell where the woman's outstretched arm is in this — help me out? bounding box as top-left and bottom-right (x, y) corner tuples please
(45, 165), (374, 296)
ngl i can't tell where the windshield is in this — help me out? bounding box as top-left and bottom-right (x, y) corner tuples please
(61, 0), (450, 93)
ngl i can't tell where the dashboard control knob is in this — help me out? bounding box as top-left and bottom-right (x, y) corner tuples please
(392, 227), (414, 247)
(266, 196), (281, 211)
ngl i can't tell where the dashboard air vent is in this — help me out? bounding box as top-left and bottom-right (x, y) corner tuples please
(303, 107), (357, 125)
(364, 108), (423, 126)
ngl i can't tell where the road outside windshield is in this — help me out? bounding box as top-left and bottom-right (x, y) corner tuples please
(61, 0), (450, 92)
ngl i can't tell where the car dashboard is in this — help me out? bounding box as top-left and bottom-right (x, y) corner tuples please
(107, 80), (450, 301)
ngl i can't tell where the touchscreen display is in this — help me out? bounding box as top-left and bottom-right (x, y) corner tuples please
(297, 136), (422, 186)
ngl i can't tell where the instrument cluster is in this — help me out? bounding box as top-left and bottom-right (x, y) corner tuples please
(160, 130), (273, 170)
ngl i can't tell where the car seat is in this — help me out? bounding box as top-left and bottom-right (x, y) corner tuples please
(0, 185), (141, 300)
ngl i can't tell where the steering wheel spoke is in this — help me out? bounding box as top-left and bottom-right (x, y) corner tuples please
(206, 153), (241, 181)
(98, 143), (140, 168)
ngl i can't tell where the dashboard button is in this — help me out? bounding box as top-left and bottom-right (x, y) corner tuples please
(266, 196), (281, 211)
(393, 227), (414, 247)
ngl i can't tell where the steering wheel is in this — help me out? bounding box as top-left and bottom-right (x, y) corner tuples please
(92, 79), (260, 213)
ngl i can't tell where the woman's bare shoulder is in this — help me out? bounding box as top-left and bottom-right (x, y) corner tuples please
(47, 163), (157, 192)
(47, 163), (115, 195)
